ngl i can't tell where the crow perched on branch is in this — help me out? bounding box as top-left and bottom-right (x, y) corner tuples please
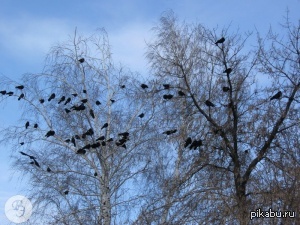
(270, 91), (282, 101)
(205, 100), (215, 107)
(96, 100), (101, 105)
(222, 87), (230, 92)
(184, 137), (192, 148)
(138, 113), (144, 118)
(64, 97), (71, 105)
(0, 90), (6, 95)
(163, 84), (170, 89)
(215, 37), (225, 45)
(39, 99), (45, 104)
(18, 93), (25, 100)
(47, 167), (52, 172)
(178, 90), (185, 96)
(223, 68), (232, 75)
(7, 91), (14, 96)
(96, 136), (105, 141)
(25, 121), (30, 129)
(163, 94), (173, 100)
(141, 84), (148, 89)
(101, 123), (108, 129)
(45, 130), (55, 137)
(15, 85), (24, 90)
(58, 96), (66, 104)
(76, 149), (86, 155)
(33, 123), (38, 128)
(48, 93), (55, 101)
(163, 129), (177, 135)
(78, 58), (85, 63)
(120, 85), (125, 89)
(90, 109), (95, 119)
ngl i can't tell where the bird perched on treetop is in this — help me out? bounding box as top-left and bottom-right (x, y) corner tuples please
(270, 91), (282, 101)
(163, 129), (177, 135)
(45, 130), (55, 137)
(78, 58), (85, 63)
(25, 121), (30, 129)
(205, 100), (215, 107)
(184, 137), (192, 148)
(39, 99), (45, 104)
(163, 84), (170, 89)
(58, 96), (66, 104)
(138, 113), (144, 118)
(48, 93), (55, 101)
(215, 37), (225, 45)
(223, 68), (232, 75)
(18, 93), (25, 100)
(222, 87), (230, 92)
(101, 123), (108, 129)
(178, 90), (185, 96)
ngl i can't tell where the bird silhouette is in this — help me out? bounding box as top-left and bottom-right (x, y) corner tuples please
(81, 99), (88, 103)
(81, 133), (86, 139)
(101, 123), (108, 129)
(15, 85), (24, 90)
(83, 90), (87, 93)
(64, 97), (71, 105)
(48, 93), (55, 101)
(25, 121), (30, 129)
(0, 90), (6, 95)
(85, 128), (94, 136)
(96, 100), (101, 105)
(91, 142), (101, 148)
(110, 99), (115, 103)
(76, 148), (86, 155)
(223, 68), (232, 75)
(96, 135), (105, 141)
(163, 129), (177, 135)
(90, 109), (95, 119)
(64, 190), (69, 195)
(65, 139), (70, 143)
(94, 172), (98, 176)
(178, 90), (185, 96)
(270, 91), (282, 101)
(7, 91), (14, 96)
(20, 151), (36, 159)
(65, 108), (71, 114)
(222, 87), (230, 92)
(120, 85), (125, 89)
(72, 93), (78, 97)
(163, 84), (170, 89)
(58, 96), (66, 104)
(71, 137), (76, 147)
(184, 137), (192, 148)
(215, 37), (225, 45)
(141, 84), (148, 89)
(45, 130), (55, 137)
(205, 100), (215, 107)
(18, 93), (25, 100)
(20, 142), (24, 145)
(39, 99), (45, 104)
(83, 144), (91, 150)
(33, 123), (38, 128)
(47, 167), (52, 172)
(78, 58), (85, 63)
(138, 113), (144, 118)
(75, 135), (81, 140)
(106, 138), (113, 142)
(101, 141), (106, 146)
(163, 94), (173, 100)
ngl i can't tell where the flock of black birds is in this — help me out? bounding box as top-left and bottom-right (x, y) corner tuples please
(2, 52), (284, 195)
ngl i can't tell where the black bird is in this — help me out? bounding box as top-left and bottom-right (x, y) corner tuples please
(163, 129), (177, 135)
(47, 167), (52, 172)
(20, 151), (36, 159)
(65, 139), (70, 143)
(75, 135), (80, 140)
(72, 93), (78, 97)
(90, 109), (95, 119)
(64, 97), (71, 105)
(120, 85), (125, 89)
(85, 128), (94, 136)
(45, 130), (55, 137)
(65, 108), (71, 114)
(71, 137), (76, 147)
(39, 99), (45, 104)
(189, 140), (202, 150)
(101, 141), (106, 146)
(15, 85), (24, 90)
(141, 84), (148, 89)
(64, 190), (69, 195)
(30, 159), (40, 168)
(72, 103), (85, 111)
(205, 100), (215, 107)
(163, 94), (173, 100)
(178, 90), (185, 96)
(163, 84), (170, 89)
(138, 113), (144, 118)
(78, 58), (85, 63)
(0, 90), (6, 95)
(83, 90), (87, 93)
(33, 123), (38, 128)
(96, 100), (101, 105)
(94, 172), (98, 177)
(7, 91), (14, 96)
(106, 138), (113, 142)
(48, 93), (55, 101)
(96, 135), (105, 141)
(83, 144), (91, 149)
(81, 133), (86, 139)
(101, 123), (108, 129)
(25, 121), (30, 129)
(18, 93), (25, 100)
(222, 87), (230, 92)
(91, 142), (101, 148)
(58, 96), (66, 104)
(215, 37), (225, 45)
(76, 148), (86, 155)
(20, 142), (24, 145)
(184, 137), (192, 148)
(270, 91), (282, 101)
(110, 99), (115, 103)
(223, 68), (232, 75)
(81, 99), (88, 103)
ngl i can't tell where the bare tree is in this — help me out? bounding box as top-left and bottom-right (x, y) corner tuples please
(0, 29), (153, 225)
(139, 11), (300, 224)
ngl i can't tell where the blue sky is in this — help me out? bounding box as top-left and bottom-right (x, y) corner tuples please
(0, 0), (299, 223)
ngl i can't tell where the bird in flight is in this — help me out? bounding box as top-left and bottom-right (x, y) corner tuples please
(270, 91), (282, 101)
(215, 37), (225, 45)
